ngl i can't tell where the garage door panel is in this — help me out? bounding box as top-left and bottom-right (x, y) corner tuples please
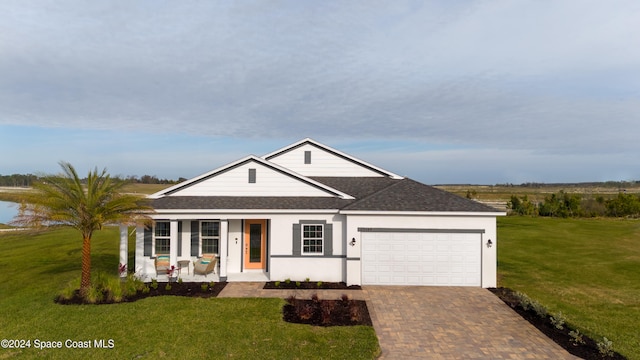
(362, 231), (481, 286)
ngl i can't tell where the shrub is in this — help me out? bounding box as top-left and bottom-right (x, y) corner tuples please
(513, 291), (532, 310)
(284, 278), (291, 284)
(349, 302), (362, 322)
(513, 291), (546, 317)
(597, 337), (614, 357)
(320, 301), (335, 324)
(295, 281), (301, 288)
(105, 276), (123, 302)
(550, 311), (566, 330)
(296, 303), (315, 320)
(316, 281), (323, 288)
(58, 278), (80, 301)
(84, 285), (101, 304)
(569, 329), (585, 345)
(150, 279), (158, 289)
(305, 277), (310, 282)
(165, 283), (172, 291)
(274, 281), (281, 287)
(530, 300), (547, 318)
(201, 283), (208, 291)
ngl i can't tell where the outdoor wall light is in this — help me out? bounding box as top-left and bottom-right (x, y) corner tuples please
(486, 239), (493, 248)
(349, 237), (356, 246)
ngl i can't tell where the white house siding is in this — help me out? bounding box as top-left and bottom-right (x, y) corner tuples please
(270, 258), (344, 282)
(225, 219), (243, 274)
(169, 161), (334, 197)
(343, 213), (498, 287)
(267, 143), (385, 177)
(136, 213), (347, 281)
(267, 214), (345, 282)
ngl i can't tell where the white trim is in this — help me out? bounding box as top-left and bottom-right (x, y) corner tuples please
(153, 221), (171, 256)
(200, 220), (221, 256)
(340, 210), (506, 216)
(262, 138), (404, 179)
(151, 209), (340, 216)
(301, 223), (324, 256)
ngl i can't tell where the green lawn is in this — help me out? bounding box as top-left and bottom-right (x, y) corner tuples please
(498, 216), (640, 359)
(0, 227), (379, 359)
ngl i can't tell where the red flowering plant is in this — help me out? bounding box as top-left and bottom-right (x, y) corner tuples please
(118, 263), (127, 277)
(166, 265), (177, 282)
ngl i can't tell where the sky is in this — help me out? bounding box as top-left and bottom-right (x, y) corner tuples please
(1, 1), (639, 185)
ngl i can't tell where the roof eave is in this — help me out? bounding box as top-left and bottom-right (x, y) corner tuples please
(339, 210), (506, 216)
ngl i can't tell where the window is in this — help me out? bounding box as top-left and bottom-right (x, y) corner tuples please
(248, 168), (256, 183)
(201, 221), (220, 255)
(304, 150), (311, 164)
(155, 221), (170, 254)
(302, 224), (323, 254)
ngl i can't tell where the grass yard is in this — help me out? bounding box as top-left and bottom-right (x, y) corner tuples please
(0, 227), (379, 359)
(498, 216), (640, 359)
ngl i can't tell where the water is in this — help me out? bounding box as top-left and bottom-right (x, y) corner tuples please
(0, 201), (19, 224)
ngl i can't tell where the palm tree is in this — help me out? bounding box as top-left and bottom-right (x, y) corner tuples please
(15, 162), (152, 294)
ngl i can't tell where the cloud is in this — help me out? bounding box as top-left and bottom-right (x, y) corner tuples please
(0, 1), (639, 183)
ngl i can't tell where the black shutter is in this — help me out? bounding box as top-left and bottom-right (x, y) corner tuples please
(191, 221), (199, 256)
(143, 226), (152, 256)
(177, 221), (183, 257)
(292, 223), (301, 256)
(324, 224), (333, 256)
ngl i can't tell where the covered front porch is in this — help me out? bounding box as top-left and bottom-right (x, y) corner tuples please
(118, 217), (271, 282)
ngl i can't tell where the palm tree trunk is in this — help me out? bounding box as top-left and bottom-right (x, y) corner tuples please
(80, 235), (91, 295)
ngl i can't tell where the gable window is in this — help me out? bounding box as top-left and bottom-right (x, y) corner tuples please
(201, 221), (220, 255)
(248, 168), (256, 183)
(155, 221), (170, 254)
(302, 224), (323, 254)
(304, 150), (311, 164)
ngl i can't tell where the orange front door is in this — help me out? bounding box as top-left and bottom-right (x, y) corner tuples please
(244, 219), (266, 269)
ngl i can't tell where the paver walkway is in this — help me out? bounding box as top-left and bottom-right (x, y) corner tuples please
(218, 283), (579, 359)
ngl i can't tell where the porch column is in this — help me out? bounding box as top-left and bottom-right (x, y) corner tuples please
(170, 219), (179, 272)
(219, 219), (228, 281)
(119, 224), (128, 277)
(135, 224), (145, 277)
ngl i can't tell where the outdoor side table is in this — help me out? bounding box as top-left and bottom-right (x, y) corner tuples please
(177, 260), (190, 275)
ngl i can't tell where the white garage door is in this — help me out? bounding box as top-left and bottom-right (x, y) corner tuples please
(361, 231), (482, 286)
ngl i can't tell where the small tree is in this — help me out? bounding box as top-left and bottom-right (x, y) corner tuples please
(13, 162), (152, 295)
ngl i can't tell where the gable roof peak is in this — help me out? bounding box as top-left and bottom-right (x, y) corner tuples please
(148, 154), (355, 200)
(263, 138), (404, 179)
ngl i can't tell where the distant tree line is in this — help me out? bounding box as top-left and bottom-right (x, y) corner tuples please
(124, 175), (184, 185)
(508, 191), (640, 218)
(0, 173), (182, 187)
(0, 174), (38, 187)
(497, 180), (640, 188)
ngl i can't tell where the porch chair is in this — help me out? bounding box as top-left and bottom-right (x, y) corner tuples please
(155, 255), (171, 276)
(193, 254), (218, 277)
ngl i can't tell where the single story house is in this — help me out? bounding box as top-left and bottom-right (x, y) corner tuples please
(120, 138), (504, 287)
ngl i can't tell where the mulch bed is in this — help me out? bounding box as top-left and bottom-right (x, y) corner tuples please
(55, 282), (227, 305)
(282, 294), (372, 327)
(490, 287), (626, 360)
(264, 281), (361, 290)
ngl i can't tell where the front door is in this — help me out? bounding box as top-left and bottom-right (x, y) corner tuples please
(244, 219), (266, 269)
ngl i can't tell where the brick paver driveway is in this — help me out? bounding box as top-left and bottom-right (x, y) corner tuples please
(364, 286), (579, 359)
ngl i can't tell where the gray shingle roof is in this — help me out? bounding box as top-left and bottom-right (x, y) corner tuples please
(151, 177), (499, 213)
(340, 178), (498, 212)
